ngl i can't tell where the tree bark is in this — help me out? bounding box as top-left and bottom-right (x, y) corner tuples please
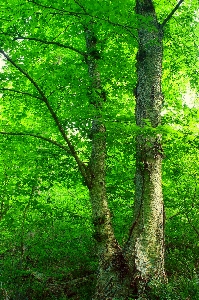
(125, 0), (167, 297)
(84, 25), (130, 299)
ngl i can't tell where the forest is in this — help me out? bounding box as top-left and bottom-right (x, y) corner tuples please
(0, 0), (198, 299)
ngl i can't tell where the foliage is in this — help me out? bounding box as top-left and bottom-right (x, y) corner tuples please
(0, 0), (199, 299)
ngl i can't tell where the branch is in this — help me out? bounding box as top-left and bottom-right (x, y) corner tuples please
(0, 131), (70, 153)
(27, 0), (85, 16)
(0, 88), (42, 100)
(73, 0), (87, 14)
(0, 49), (91, 187)
(186, 213), (199, 238)
(14, 36), (86, 57)
(0, 49), (47, 100)
(27, 0), (136, 38)
(161, 0), (185, 28)
(99, 17), (137, 39)
(168, 206), (193, 220)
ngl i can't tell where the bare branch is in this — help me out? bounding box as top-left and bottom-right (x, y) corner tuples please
(0, 131), (70, 153)
(14, 36), (86, 57)
(161, 0), (185, 28)
(0, 88), (42, 100)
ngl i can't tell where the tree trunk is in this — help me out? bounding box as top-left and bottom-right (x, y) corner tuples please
(126, 0), (167, 297)
(88, 123), (130, 299)
(84, 25), (130, 299)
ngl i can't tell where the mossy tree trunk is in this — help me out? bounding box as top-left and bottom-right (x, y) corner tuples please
(125, 0), (167, 297)
(84, 25), (130, 300)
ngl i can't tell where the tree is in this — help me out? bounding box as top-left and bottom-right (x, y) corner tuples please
(0, 0), (198, 299)
(124, 1), (166, 296)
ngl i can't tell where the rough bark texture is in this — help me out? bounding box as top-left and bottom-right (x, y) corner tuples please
(126, 0), (167, 297)
(84, 26), (130, 299)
